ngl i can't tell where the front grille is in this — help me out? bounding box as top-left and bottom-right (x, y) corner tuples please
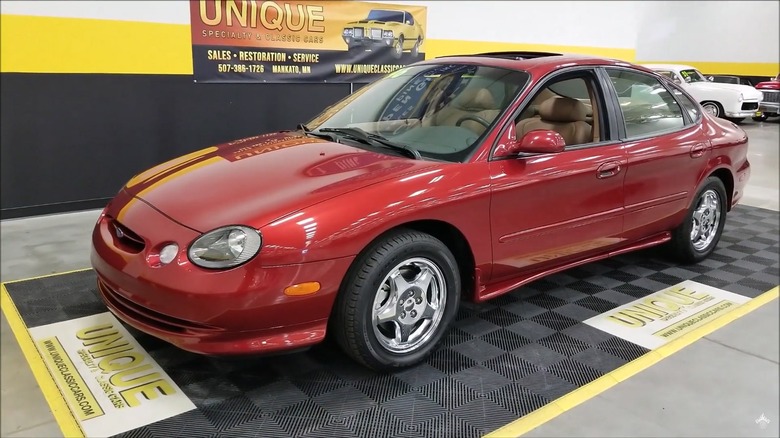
(371, 28), (382, 39)
(353, 27), (363, 38)
(109, 219), (145, 253)
(761, 90), (779, 103)
(741, 102), (759, 111)
(98, 278), (219, 334)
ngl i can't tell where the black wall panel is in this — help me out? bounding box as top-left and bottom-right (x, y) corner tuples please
(1, 73), (359, 219)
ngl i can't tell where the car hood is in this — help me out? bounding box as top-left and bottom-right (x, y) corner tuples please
(756, 81), (780, 90)
(122, 132), (435, 232)
(690, 81), (762, 97)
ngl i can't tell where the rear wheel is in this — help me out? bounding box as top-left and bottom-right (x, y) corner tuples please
(753, 114), (769, 122)
(411, 37), (421, 58)
(668, 177), (727, 264)
(332, 229), (460, 371)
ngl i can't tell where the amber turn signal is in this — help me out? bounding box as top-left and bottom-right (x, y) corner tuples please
(284, 282), (321, 296)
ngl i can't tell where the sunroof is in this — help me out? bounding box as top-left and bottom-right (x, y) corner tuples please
(437, 51), (563, 60)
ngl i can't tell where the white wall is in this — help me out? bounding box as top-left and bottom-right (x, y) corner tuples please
(395, 1), (638, 49)
(2, 0), (778, 64)
(635, 1), (779, 63)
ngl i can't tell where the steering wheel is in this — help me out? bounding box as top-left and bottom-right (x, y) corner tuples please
(455, 115), (491, 128)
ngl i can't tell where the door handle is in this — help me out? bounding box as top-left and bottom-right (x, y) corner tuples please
(597, 161), (622, 179)
(690, 143), (706, 158)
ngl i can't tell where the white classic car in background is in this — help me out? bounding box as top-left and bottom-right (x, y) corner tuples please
(642, 64), (763, 123)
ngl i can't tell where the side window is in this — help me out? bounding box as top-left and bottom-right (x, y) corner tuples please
(607, 69), (685, 138)
(514, 73), (605, 147)
(668, 85), (701, 123)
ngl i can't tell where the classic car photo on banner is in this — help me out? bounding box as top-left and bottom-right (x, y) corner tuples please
(190, 0), (428, 83)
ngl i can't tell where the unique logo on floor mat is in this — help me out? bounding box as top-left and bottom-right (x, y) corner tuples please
(583, 280), (751, 349)
(29, 312), (195, 437)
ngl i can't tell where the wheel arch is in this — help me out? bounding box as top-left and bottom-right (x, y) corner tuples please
(708, 167), (735, 211)
(337, 219), (477, 304)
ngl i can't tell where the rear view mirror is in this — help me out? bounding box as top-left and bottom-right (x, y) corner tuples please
(508, 130), (566, 155)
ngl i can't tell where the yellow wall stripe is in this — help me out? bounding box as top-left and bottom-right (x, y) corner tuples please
(0, 14), (192, 75)
(1, 14), (776, 77)
(1, 283), (85, 437)
(485, 285), (779, 437)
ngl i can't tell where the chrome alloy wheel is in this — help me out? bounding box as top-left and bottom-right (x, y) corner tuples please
(690, 189), (721, 251)
(701, 102), (719, 117)
(371, 257), (446, 354)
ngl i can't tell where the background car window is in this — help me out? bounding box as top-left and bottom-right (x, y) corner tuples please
(607, 69), (685, 138)
(680, 69), (707, 83)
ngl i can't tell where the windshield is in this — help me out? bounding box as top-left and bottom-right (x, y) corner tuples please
(306, 63), (530, 162)
(366, 10), (405, 22)
(680, 69), (707, 83)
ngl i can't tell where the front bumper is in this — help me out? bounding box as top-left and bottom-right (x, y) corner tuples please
(343, 34), (394, 49)
(758, 101), (779, 114)
(90, 202), (354, 355)
(725, 101), (761, 118)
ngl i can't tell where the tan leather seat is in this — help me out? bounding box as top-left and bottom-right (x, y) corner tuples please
(422, 88), (500, 135)
(515, 97), (592, 146)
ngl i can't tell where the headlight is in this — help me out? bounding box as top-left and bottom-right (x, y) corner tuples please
(383, 30), (393, 38)
(188, 225), (262, 269)
(738, 93), (744, 101)
(343, 28), (353, 36)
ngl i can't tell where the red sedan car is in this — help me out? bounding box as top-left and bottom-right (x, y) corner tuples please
(91, 52), (751, 370)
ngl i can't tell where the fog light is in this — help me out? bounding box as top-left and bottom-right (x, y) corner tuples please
(284, 282), (321, 296)
(159, 244), (179, 264)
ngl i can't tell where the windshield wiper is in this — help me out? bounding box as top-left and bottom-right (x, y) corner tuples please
(297, 123), (336, 141)
(318, 127), (421, 160)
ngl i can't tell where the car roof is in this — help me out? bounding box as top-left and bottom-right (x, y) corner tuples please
(418, 51), (656, 76)
(640, 63), (698, 71)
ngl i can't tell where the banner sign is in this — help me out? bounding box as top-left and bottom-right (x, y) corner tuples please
(584, 280), (750, 350)
(29, 312), (195, 437)
(189, 0), (428, 83)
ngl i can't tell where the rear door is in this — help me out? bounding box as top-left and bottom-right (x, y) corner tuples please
(602, 67), (710, 240)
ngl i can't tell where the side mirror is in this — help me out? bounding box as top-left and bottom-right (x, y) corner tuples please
(508, 130), (566, 155)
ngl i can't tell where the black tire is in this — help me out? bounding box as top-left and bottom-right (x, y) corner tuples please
(753, 114), (769, 122)
(332, 229), (460, 371)
(411, 37), (421, 58)
(700, 101), (724, 119)
(391, 35), (404, 59)
(667, 177), (728, 264)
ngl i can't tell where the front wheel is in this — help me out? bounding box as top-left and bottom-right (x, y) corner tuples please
(700, 101), (723, 118)
(667, 177), (728, 264)
(332, 229), (460, 371)
(391, 35), (405, 59)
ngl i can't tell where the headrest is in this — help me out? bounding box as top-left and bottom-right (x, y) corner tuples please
(538, 97), (588, 122)
(452, 88), (497, 111)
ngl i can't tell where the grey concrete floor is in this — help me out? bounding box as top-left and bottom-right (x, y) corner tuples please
(1, 121), (778, 437)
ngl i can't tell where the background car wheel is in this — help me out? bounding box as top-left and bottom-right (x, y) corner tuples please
(411, 37), (421, 57)
(753, 114), (769, 122)
(391, 35), (404, 59)
(700, 101), (724, 118)
(667, 176), (728, 264)
(332, 229), (460, 371)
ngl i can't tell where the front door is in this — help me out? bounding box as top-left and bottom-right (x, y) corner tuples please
(488, 68), (627, 282)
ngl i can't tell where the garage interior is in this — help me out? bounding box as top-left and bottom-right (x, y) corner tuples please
(1, 1), (778, 437)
